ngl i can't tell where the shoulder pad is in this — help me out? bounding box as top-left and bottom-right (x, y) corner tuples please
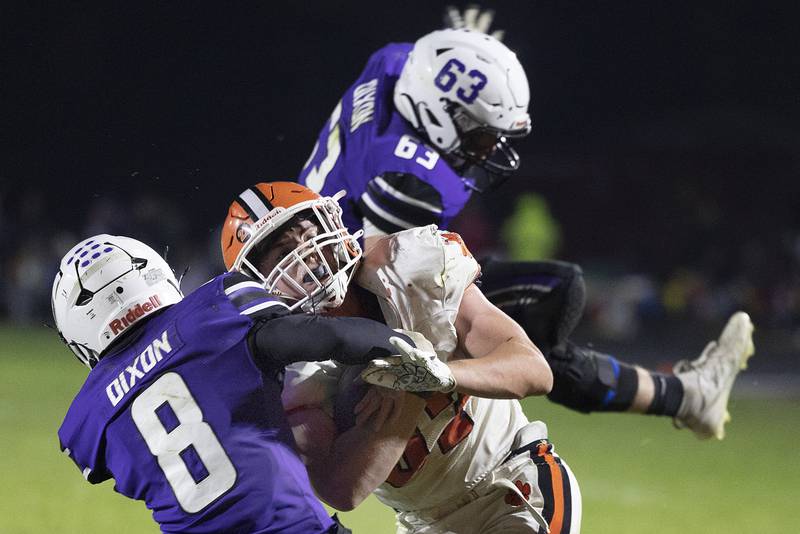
(357, 226), (481, 358)
(222, 272), (290, 320)
(358, 172), (444, 234)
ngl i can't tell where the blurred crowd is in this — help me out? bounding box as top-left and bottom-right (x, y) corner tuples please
(0, 189), (222, 325)
(4, 181), (799, 352)
(454, 187), (800, 346)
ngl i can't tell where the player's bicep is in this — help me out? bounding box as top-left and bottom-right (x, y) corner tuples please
(455, 284), (533, 359)
(358, 172), (444, 234)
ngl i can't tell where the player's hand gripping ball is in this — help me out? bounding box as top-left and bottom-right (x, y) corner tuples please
(361, 336), (456, 393)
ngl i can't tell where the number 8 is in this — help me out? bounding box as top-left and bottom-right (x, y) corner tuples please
(131, 372), (236, 513)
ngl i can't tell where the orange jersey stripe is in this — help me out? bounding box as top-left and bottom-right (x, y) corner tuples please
(538, 444), (565, 534)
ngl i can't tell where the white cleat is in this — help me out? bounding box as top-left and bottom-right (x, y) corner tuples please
(673, 311), (755, 440)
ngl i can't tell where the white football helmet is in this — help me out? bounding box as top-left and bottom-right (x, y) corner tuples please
(51, 235), (183, 368)
(221, 182), (363, 313)
(394, 28), (531, 191)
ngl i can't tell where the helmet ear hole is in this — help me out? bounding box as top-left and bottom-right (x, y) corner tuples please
(425, 108), (441, 127)
(116, 286), (124, 294)
(75, 288), (94, 306)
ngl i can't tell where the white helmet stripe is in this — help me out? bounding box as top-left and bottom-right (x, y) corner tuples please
(239, 189), (272, 221)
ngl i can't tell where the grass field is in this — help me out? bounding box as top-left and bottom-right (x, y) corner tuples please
(2, 324), (798, 533)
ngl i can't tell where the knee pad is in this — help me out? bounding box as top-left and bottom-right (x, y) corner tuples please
(546, 343), (638, 413)
(479, 259), (586, 354)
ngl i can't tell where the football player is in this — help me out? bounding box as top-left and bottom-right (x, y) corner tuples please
(297, 27), (755, 440)
(53, 233), (449, 533)
(222, 182), (582, 533)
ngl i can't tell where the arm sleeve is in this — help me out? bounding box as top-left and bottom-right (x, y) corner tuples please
(248, 314), (413, 373)
(357, 172), (444, 234)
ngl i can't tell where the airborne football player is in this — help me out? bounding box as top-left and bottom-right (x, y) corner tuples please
(297, 27), (755, 441)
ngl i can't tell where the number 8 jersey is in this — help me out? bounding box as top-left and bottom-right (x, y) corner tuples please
(298, 43), (472, 239)
(58, 272), (335, 533)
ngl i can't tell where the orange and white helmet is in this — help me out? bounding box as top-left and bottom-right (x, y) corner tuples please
(221, 182), (362, 312)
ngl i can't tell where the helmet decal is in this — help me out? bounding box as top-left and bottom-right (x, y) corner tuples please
(66, 239), (116, 269)
(235, 222), (252, 244)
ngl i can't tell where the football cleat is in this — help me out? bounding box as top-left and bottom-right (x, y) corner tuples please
(673, 311), (755, 440)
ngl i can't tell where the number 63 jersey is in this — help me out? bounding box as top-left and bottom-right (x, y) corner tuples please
(58, 272), (335, 534)
(298, 43), (472, 237)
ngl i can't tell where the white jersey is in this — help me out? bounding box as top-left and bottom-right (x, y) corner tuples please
(359, 226), (530, 512)
(281, 225), (530, 512)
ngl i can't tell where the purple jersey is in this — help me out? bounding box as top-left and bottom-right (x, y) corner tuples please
(59, 272), (334, 534)
(298, 43), (471, 235)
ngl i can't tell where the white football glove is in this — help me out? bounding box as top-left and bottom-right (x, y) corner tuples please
(361, 336), (457, 393)
(443, 4), (505, 41)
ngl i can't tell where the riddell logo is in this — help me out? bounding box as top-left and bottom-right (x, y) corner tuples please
(236, 223), (251, 243)
(109, 295), (162, 335)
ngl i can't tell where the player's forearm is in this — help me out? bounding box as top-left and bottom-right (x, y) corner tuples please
(252, 314), (413, 368)
(448, 340), (553, 398)
(312, 430), (408, 511)
(310, 394), (425, 510)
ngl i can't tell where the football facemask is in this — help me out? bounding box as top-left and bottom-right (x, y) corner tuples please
(247, 204), (361, 312)
(222, 182), (362, 313)
(448, 105), (530, 192)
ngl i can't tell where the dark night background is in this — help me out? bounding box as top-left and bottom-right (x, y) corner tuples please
(2, 1), (799, 376)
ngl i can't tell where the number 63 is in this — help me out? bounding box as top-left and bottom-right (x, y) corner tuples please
(434, 58), (487, 105)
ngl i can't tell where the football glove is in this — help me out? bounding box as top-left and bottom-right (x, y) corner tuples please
(361, 336), (457, 393)
(443, 4), (505, 41)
